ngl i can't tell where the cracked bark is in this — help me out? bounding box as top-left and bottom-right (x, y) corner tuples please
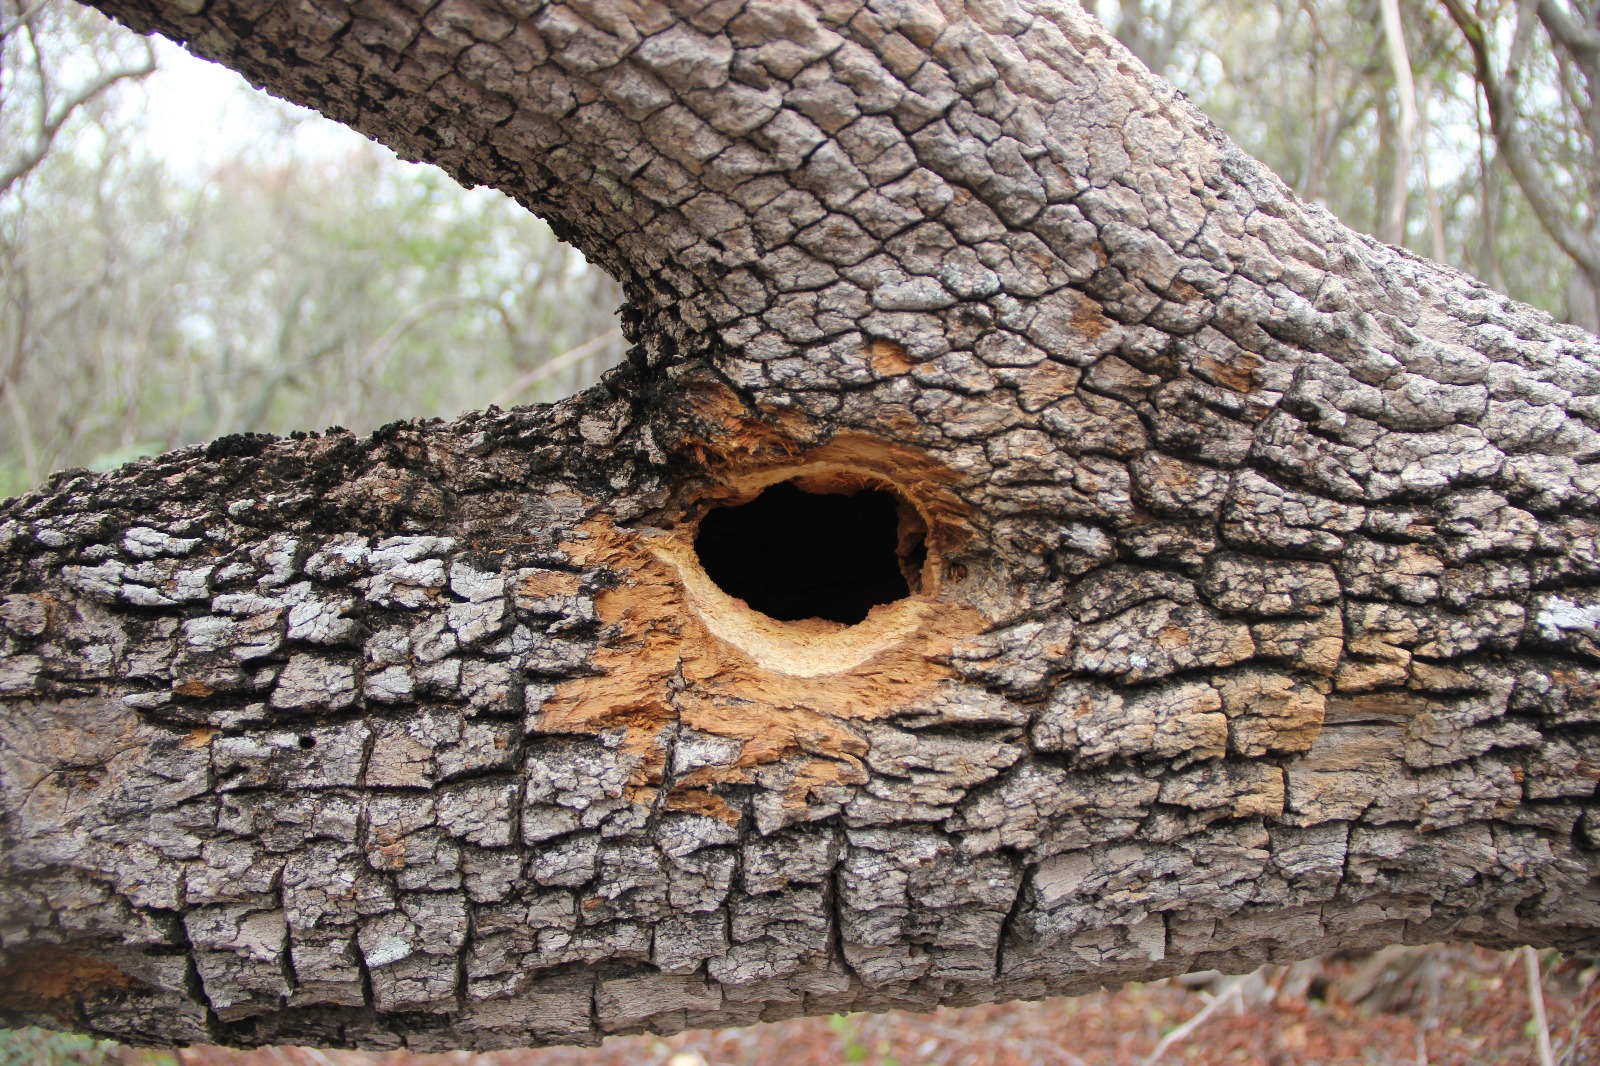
(2, 0), (1599, 1051)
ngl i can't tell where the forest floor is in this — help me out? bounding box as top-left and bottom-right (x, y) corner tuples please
(61, 945), (1590, 1066)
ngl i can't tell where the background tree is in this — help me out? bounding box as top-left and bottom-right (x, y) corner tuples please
(1095, 0), (1596, 327)
(0, 0), (154, 195)
(1437, 0), (1600, 330)
(0, 0), (624, 497)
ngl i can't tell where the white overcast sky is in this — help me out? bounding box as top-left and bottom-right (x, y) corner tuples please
(131, 36), (380, 172)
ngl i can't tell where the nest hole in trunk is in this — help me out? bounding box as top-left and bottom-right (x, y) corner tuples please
(693, 479), (928, 626)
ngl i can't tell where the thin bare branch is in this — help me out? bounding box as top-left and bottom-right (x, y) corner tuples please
(489, 327), (623, 407)
(1419, 74), (1449, 262)
(1539, 0), (1600, 58)
(0, 36), (155, 196)
(1508, 0), (1545, 87)
(1141, 977), (1247, 1066)
(0, 0), (46, 41)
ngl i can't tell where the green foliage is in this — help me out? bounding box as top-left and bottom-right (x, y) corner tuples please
(828, 1014), (903, 1066)
(0, 1026), (184, 1065)
(830, 1012), (869, 1062)
(0, 1027), (122, 1066)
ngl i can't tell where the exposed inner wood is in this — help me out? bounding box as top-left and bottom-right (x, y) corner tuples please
(540, 437), (989, 818)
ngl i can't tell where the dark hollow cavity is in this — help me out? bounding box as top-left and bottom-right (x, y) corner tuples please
(694, 481), (918, 625)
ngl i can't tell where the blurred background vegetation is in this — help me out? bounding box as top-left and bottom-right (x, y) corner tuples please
(3, 0), (1600, 1058)
(1101, 0), (1600, 327)
(0, 0), (624, 499)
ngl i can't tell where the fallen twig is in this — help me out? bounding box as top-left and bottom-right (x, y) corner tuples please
(1141, 976), (1247, 1066)
(874, 1014), (1089, 1066)
(1523, 945), (1556, 1066)
(1557, 997), (1600, 1066)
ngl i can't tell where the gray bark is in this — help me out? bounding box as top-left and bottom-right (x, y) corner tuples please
(2, 0), (1599, 1051)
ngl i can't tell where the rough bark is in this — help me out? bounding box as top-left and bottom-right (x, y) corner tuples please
(2, 0), (1600, 1051)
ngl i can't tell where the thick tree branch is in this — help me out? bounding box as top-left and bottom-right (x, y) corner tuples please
(0, 32), (155, 197)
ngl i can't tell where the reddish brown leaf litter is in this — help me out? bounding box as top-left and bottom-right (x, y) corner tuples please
(145, 947), (1597, 1066)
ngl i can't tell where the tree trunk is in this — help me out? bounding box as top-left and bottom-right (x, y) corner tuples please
(3, 0), (1600, 1052)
